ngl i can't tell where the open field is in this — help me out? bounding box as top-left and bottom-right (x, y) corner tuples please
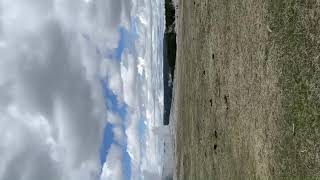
(174, 0), (320, 179)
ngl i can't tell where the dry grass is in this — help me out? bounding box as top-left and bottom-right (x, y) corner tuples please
(174, 0), (320, 179)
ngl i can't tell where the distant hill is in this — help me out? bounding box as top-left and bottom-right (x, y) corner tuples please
(164, 0), (176, 76)
(163, 0), (176, 125)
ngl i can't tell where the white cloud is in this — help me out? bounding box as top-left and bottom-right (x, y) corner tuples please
(121, 49), (139, 108)
(101, 144), (124, 180)
(113, 0), (166, 178)
(0, 20), (103, 179)
(126, 110), (142, 164)
(107, 111), (122, 125)
(101, 59), (124, 102)
(113, 125), (126, 146)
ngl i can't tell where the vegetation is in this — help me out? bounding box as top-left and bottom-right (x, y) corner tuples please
(174, 0), (320, 179)
(269, 0), (320, 176)
(164, 0), (177, 78)
(163, 0), (177, 125)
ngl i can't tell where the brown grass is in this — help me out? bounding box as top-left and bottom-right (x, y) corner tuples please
(174, 0), (320, 179)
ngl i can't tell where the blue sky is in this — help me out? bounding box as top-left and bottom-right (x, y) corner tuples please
(99, 19), (141, 180)
(105, 19), (138, 61)
(100, 79), (131, 180)
(81, 17), (142, 180)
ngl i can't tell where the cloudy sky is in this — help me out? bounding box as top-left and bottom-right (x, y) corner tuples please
(0, 0), (165, 179)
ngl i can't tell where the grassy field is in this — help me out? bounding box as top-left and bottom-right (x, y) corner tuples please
(174, 0), (320, 179)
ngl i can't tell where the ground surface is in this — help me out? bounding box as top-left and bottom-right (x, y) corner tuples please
(174, 0), (320, 179)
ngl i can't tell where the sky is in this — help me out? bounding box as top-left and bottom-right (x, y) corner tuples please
(0, 0), (165, 179)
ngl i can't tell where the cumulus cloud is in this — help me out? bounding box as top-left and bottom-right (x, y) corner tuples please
(0, 19), (101, 180)
(101, 59), (124, 102)
(111, 0), (166, 178)
(121, 50), (140, 108)
(113, 125), (126, 146)
(107, 111), (122, 125)
(0, 0), (133, 179)
(101, 144), (125, 180)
